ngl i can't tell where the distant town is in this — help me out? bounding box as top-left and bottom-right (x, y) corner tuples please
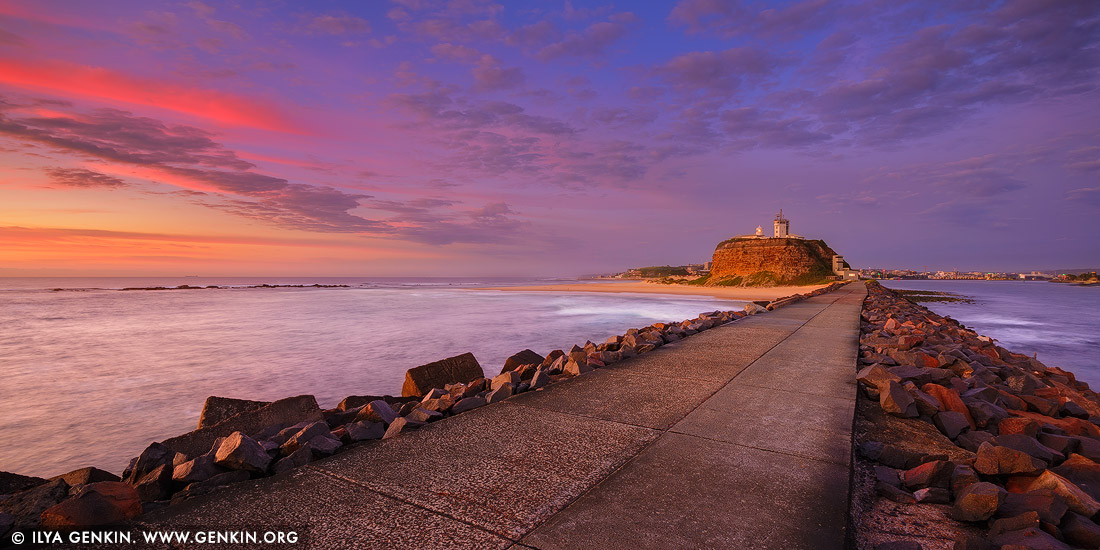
(596, 265), (1099, 283)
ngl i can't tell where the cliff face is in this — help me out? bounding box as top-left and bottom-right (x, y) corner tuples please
(709, 238), (838, 286)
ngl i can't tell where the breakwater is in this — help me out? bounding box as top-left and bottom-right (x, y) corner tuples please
(852, 281), (1100, 549)
(0, 282), (849, 535)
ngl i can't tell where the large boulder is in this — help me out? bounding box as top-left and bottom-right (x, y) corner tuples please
(162, 395), (322, 460)
(354, 400), (398, 425)
(197, 396), (270, 428)
(214, 432), (272, 474)
(50, 467), (120, 486)
(950, 481), (1004, 522)
(0, 479), (69, 526)
(1026, 470), (1100, 517)
(39, 482), (141, 527)
(402, 353), (484, 398)
(501, 349), (545, 374)
(974, 442), (1045, 475)
(0, 471), (46, 495)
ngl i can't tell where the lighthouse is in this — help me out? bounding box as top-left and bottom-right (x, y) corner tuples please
(773, 209), (790, 238)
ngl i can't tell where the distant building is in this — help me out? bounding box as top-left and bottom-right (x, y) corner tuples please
(832, 255), (860, 280)
(735, 210), (805, 240)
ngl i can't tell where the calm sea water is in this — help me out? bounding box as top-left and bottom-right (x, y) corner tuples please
(880, 280), (1100, 388)
(0, 277), (737, 478)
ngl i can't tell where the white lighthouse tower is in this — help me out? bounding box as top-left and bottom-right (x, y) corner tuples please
(773, 209), (790, 238)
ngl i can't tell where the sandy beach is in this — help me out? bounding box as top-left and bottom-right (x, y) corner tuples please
(480, 281), (831, 302)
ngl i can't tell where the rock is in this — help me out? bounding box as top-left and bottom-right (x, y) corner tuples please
(965, 399), (1009, 428)
(420, 394), (455, 414)
(163, 395), (322, 460)
(956, 430), (995, 453)
(875, 465), (900, 487)
(0, 471), (46, 495)
(858, 441), (925, 469)
(346, 421), (385, 442)
(743, 303), (767, 315)
(172, 454), (224, 484)
(172, 470), (251, 503)
(336, 395), (384, 411)
(49, 467), (120, 487)
(39, 482), (141, 527)
(1020, 395), (1059, 416)
(530, 368), (550, 389)
(901, 460), (954, 490)
(486, 384), (513, 404)
(998, 490), (1069, 524)
(856, 364), (902, 390)
(132, 463), (172, 503)
(451, 396), (486, 414)
(992, 434), (1063, 465)
(636, 343), (656, 353)
(197, 396), (269, 428)
(951, 464), (980, 494)
(1062, 400), (1089, 419)
(214, 432), (272, 474)
(998, 417), (1041, 438)
(880, 380), (918, 418)
(922, 384), (977, 429)
(1061, 512), (1100, 548)
(876, 481), (917, 503)
(0, 511), (12, 536)
(913, 487), (951, 504)
(990, 527), (1070, 550)
(406, 407), (444, 423)
(502, 349), (544, 374)
(280, 421), (332, 455)
(1037, 433), (1077, 456)
(305, 435), (341, 456)
(903, 382), (941, 417)
(491, 371), (519, 391)
(1075, 437), (1100, 462)
(272, 446), (312, 474)
(355, 400), (398, 425)
(934, 411), (970, 439)
(402, 352), (484, 397)
(125, 442), (172, 483)
(564, 359), (593, 377)
(540, 350), (564, 368)
(0, 478), (69, 526)
(989, 511), (1040, 536)
(383, 417), (424, 439)
(1025, 470), (1100, 517)
(950, 481), (1004, 522)
(975, 442), (1045, 475)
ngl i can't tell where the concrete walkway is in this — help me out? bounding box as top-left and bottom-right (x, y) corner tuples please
(146, 283), (867, 549)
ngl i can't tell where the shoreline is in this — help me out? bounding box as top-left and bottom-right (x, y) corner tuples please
(478, 281), (831, 302)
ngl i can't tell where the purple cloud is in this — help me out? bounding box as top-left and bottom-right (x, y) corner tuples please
(46, 168), (128, 188)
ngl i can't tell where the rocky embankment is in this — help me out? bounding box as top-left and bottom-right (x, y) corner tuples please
(853, 281), (1100, 550)
(0, 281), (849, 535)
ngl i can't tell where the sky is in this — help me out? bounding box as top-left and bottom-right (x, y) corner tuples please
(0, 0), (1097, 277)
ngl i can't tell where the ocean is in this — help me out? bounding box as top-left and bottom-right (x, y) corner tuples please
(880, 279), (1100, 387)
(0, 277), (737, 478)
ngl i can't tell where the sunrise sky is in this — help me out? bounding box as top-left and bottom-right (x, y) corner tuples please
(0, 0), (1097, 276)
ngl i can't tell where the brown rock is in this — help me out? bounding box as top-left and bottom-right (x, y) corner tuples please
(0, 479), (69, 526)
(40, 482), (141, 527)
(354, 400), (398, 425)
(162, 395), (322, 460)
(197, 396), (269, 428)
(345, 421), (385, 442)
(992, 434), (1063, 465)
(952, 464), (980, 494)
(950, 481), (1004, 522)
(50, 467), (120, 486)
(172, 454), (224, 484)
(934, 411), (970, 439)
(401, 352), (484, 398)
(451, 396), (486, 414)
(132, 463), (172, 503)
(975, 442), (1045, 475)
(382, 417), (424, 439)
(901, 460), (954, 490)
(922, 384), (976, 429)
(336, 395), (384, 411)
(913, 487), (951, 504)
(998, 417), (1041, 438)
(880, 380), (919, 418)
(1061, 512), (1100, 548)
(501, 349), (544, 374)
(989, 511), (1040, 536)
(271, 446), (312, 474)
(857, 364), (901, 389)
(1025, 470), (1100, 517)
(214, 432), (271, 474)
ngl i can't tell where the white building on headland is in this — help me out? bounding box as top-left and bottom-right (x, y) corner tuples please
(736, 210), (806, 239)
